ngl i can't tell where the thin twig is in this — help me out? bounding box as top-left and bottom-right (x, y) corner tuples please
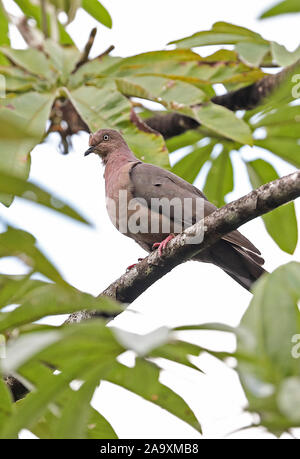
(73, 27), (97, 72)
(94, 45), (115, 60)
(40, 0), (49, 38)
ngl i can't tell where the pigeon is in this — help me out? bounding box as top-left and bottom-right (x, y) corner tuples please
(85, 128), (266, 290)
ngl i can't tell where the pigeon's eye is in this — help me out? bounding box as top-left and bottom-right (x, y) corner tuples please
(103, 134), (109, 141)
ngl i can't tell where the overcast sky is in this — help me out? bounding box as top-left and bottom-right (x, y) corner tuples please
(1, 0), (300, 439)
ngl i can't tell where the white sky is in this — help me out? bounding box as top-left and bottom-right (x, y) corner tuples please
(1, 0), (300, 439)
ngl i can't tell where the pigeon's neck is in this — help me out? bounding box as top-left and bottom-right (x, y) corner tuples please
(104, 147), (138, 189)
(104, 146), (137, 167)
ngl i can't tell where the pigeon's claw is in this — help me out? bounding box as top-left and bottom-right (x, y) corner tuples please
(152, 234), (175, 257)
(126, 258), (145, 271)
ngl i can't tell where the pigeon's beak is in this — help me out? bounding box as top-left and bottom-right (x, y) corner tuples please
(84, 146), (95, 156)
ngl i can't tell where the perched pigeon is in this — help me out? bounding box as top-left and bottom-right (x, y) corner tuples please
(85, 128), (266, 290)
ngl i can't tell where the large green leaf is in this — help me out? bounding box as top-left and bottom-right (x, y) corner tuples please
(0, 227), (66, 286)
(104, 358), (202, 434)
(116, 75), (207, 107)
(246, 159), (298, 254)
(0, 282), (120, 334)
(109, 49), (264, 89)
(185, 103), (253, 145)
(0, 3), (9, 45)
(0, 47), (53, 80)
(0, 378), (13, 428)
(271, 42), (300, 67)
(203, 148), (234, 207)
(31, 390), (117, 439)
(0, 275), (46, 310)
(166, 130), (204, 153)
(172, 142), (214, 183)
(52, 376), (106, 439)
(237, 262), (300, 432)
(0, 321), (123, 438)
(0, 91), (56, 206)
(260, 0), (300, 18)
(253, 104), (300, 128)
(87, 407), (117, 439)
(81, 0), (112, 28)
(44, 40), (80, 81)
(0, 359), (97, 438)
(0, 3), (9, 65)
(235, 42), (269, 67)
(255, 138), (300, 168)
(170, 22), (268, 48)
(67, 84), (169, 168)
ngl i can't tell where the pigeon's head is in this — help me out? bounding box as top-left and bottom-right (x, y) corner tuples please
(84, 129), (128, 163)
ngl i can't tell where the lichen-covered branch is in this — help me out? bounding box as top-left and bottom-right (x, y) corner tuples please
(67, 170), (300, 323)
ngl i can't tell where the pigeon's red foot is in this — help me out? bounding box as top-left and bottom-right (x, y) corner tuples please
(126, 258), (145, 271)
(152, 234), (175, 257)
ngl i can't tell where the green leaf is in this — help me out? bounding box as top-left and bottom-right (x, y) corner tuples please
(166, 130), (204, 153)
(104, 359), (202, 434)
(255, 138), (300, 168)
(237, 262), (300, 431)
(31, 403), (117, 439)
(0, 275), (45, 310)
(110, 49), (264, 89)
(0, 358), (95, 438)
(0, 3), (9, 64)
(172, 143), (213, 183)
(0, 171), (90, 225)
(116, 75), (206, 107)
(170, 21), (268, 48)
(253, 104), (300, 127)
(186, 103), (253, 145)
(0, 47), (53, 80)
(0, 91), (56, 206)
(0, 3), (9, 46)
(203, 148), (234, 207)
(277, 377), (300, 422)
(235, 42), (269, 67)
(0, 227), (66, 286)
(0, 282), (121, 333)
(150, 340), (205, 371)
(44, 40), (80, 80)
(87, 408), (117, 439)
(81, 0), (112, 28)
(246, 159), (298, 254)
(68, 85), (169, 169)
(260, 0), (300, 19)
(0, 377), (13, 428)
(53, 377), (101, 439)
(271, 42), (300, 66)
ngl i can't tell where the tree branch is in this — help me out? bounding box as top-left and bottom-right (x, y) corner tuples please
(7, 170), (300, 400)
(67, 170), (300, 322)
(73, 27), (97, 72)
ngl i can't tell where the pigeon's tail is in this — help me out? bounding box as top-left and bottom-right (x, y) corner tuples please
(195, 239), (267, 291)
